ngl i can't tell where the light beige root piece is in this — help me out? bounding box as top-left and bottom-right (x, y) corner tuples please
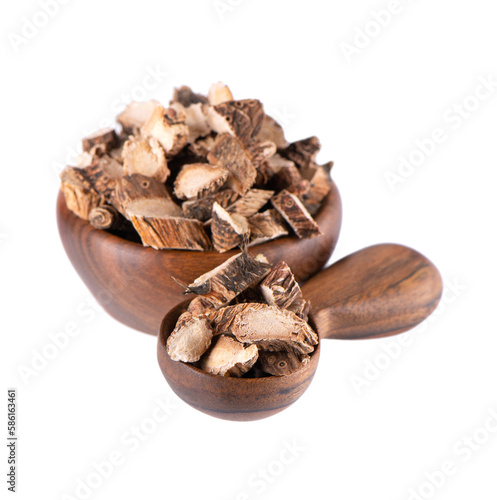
(166, 313), (213, 362)
(208, 82), (234, 106)
(122, 136), (170, 182)
(141, 105), (189, 156)
(211, 202), (250, 253)
(209, 303), (318, 354)
(117, 100), (161, 134)
(200, 335), (258, 377)
(174, 163), (229, 200)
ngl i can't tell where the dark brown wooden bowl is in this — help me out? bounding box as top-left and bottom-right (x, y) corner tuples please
(157, 300), (320, 421)
(56, 181), (342, 335)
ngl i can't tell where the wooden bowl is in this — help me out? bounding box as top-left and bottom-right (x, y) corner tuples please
(56, 181), (342, 335)
(157, 300), (321, 421)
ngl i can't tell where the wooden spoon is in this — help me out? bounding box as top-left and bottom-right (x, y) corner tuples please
(157, 244), (442, 421)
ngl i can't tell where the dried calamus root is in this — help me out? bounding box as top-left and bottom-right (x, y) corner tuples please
(167, 254), (317, 378)
(60, 82), (334, 251)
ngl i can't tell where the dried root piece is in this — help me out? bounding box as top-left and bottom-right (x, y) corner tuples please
(300, 163), (332, 215)
(248, 209), (288, 246)
(166, 313), (213, 362)
(226, 189), (274, 218)
(187, 133), (217, 160)
(60, 167), (104, 220)
(209, 303), (318, 355)
(266, 154), (295, 176)
(208, 82), (234, 106)
(279, 136), (321, 169)
(257, 350), (310, 376)
(207, 133), (257, 195)
(256, 115), (287, 149)
(182, 189), (239, 222)
(207, 99), (264, 145)
(117, 100), (160, 134)
(82, 128), (117, 156)
(122, 136), (169, 182)
(200, 335), (258, 377)
(211, 202), (250, 253)
(274, 163), (308, 194)
(187, 296), (218, 316)
(114, 174), (181, 218)
(172, 86), (208, 107)
(130, 215), (210, 251)
(141, 105), (189, 156)
(170, 100), (211, 143)
(88, 205), (133, 233)
(271, 190), (322, 239)
(260, 261), (303, 310)
(85, 155), (124, 202)
(173, 163), (229, 200)
(185, 251), (271, 306)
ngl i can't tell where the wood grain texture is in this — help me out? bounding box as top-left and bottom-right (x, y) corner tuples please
(157, 300), (320, 421)
(301, 244), (443, 340)
(57, 180), (342, 335)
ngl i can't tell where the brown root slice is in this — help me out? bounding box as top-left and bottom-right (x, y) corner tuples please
(182, 189), (239, 221)
(211, 202), (250, 253)
(248, 209), (288, 246)
(200, 335), (258, 377)
(257, 350), (310, 376)
(183, 251), (271, 306)
(208, 303), (318, 355)
(60, 167), (104, 220)
(207, 133), (257, 195)
(271, 190), (322, 239)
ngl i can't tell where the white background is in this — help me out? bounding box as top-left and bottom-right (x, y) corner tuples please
(2, 1), (497, 499)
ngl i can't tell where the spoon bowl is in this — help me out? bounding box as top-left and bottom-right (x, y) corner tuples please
(157, 244), (443, 421)
(158, 300), (321, 421)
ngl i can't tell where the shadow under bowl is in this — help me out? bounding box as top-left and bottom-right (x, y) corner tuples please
(56, 181), (341, 335)
(157, 300), (321, 421)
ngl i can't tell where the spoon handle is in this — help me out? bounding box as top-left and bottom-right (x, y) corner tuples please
(301, 244), (442, 340)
